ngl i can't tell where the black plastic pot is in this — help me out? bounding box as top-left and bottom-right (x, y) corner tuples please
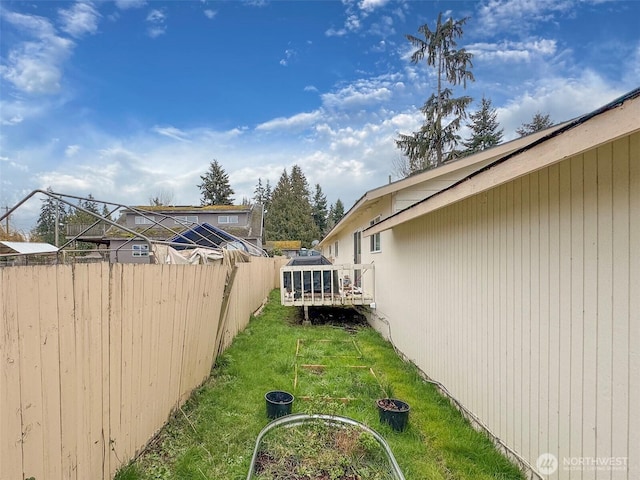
(265, 391), (294, 419)
(376, 398), (410, 432)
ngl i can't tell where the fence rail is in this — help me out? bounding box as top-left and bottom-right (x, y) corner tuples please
(0, 255), (287, 480)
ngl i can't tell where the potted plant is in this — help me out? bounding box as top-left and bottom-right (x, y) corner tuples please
(376, 398), (410, 432)
(265, 390), (294, 419)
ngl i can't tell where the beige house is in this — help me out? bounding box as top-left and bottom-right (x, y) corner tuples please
(318, 89), (639, 479)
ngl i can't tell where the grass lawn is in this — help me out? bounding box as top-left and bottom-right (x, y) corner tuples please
(116, 290), (523, 480)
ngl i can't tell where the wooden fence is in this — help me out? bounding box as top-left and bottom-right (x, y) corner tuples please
(1, 255), (286, 480)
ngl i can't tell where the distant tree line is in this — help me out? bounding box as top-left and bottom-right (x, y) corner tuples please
(198, 160), (344, 248)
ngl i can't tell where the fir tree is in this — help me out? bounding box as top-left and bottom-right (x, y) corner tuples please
(331, 199), (345, 225)
(263, 166), (319, 247)
(311, 184), (328, 236)
(462, 96), (503, 155)
(516, 112), (553, 137)
(32, 187), (67, 245)
(198, 159), (235, 205)
(396, 13), (474, 174)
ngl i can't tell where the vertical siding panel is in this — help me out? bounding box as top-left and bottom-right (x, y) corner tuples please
(513, 178), (524, 453)
(596, 144), (614, 477)
(610, 136), (630, 479)
(521, 175), (532, 461)
(538, 168), (551, 455)
(548, 164), (561, 461)
(1, 268), (24, 480)
(499, 184), (508, 438)
(627, 132), (640, 479)
(582, 148), (598, 480)
(486, 188), (496, 429)
(558, 159), (573, 472)
(530, 171), (541, 459)
(39, 266), (63, 480)
(480, 191), (489, 423)
(570, 154), (585, 478)
(506, 182), (515, 446)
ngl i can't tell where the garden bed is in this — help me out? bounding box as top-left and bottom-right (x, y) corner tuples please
(248, 414), (404, 480)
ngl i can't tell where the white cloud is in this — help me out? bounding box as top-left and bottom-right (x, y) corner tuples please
(153, 126), (191, 142)
(279, 48), (296, 66)
(204, 9), (217, 19)
(0, 11), (74, 95)
(359, 0), (390, 12)
(321, 74), (402, 109)
(65, 145), (81, 157)
(115, 0), (147, 10)
(326, 12), (361, 37)
(468, 39), (557, 62)
(304, 85), (319, 93)
(58, 2), (101, 38)
(146, 9), (167, 37)
(496, 70), (625, 140)
(369, 15), (394, 37)
(256, 111), (323, 131)
(477, 0), (575, 31)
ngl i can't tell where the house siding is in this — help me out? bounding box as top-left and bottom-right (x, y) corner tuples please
(368, 132), (639, 478)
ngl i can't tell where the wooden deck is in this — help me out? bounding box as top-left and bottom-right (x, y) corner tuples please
(280, 263), (375, 307)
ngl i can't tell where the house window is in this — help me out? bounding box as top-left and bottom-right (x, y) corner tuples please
(174, 215), (198, 224)
(218, 215), (239, 224)
(329, 245), (332, 256)
(334, 241), (339, 257)
(370, 216), (381, 252)
(132, 244), (149, 257)
(135, 215), (155, 225)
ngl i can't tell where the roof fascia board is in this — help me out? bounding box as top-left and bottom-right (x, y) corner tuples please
(366, 95), (640, 237)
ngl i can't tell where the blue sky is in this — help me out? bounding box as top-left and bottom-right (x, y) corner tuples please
(1, 0), (639, 233)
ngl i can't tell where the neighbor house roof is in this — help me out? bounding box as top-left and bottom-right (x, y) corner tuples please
(0, 241), (59, 255)
(365, 87), (640, 237)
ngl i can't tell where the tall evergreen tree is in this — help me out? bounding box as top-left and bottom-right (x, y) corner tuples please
(264, 169), (293, 243)
(331, 199), (345, 225)
(32, 187), (67, 245)
(263, 166), (319, 247)
(462, 96), (503, 155)
(516, 112), (553, 136)
(311, 184), (328, 236)
(396, 13), (474, 174)
(198, 159), (235, 205)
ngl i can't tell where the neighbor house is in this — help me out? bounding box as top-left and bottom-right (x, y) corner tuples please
(318, 88), (639, 479)
(67, 203), (264, 263)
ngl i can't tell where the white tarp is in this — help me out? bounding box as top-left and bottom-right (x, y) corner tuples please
(0, 241), (59, 255)
(152, 244), (224, 264)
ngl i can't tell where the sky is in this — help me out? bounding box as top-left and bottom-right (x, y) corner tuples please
(1, 0), (639, 234)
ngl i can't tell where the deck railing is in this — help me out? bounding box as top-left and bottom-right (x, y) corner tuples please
(280, 263), (375, 307)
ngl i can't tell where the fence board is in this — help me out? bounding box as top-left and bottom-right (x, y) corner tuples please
(0, 267), (24, 480)
(1, 254), (280, 480)
(39, 266), (63, 480)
